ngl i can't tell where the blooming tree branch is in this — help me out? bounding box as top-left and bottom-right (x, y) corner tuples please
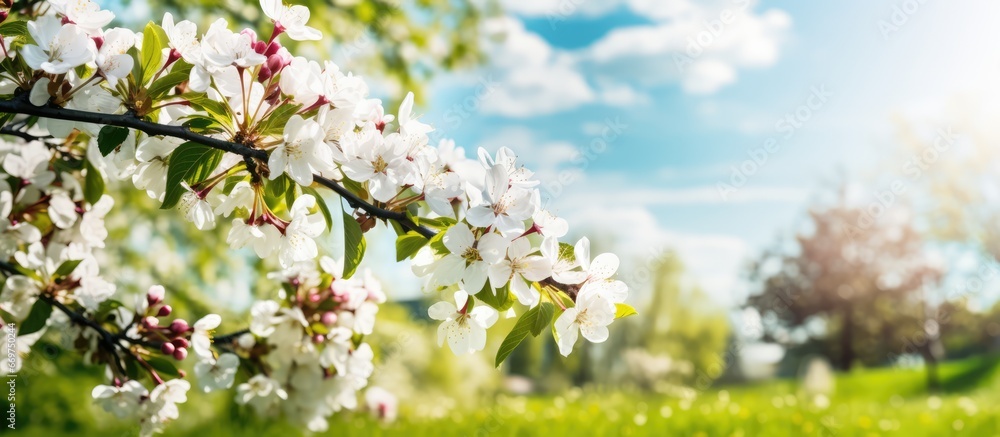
(0, 0), (637, 435)
(0, 93), (435, 238)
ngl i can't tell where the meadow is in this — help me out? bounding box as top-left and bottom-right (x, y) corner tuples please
(14, 355), (1000, 436)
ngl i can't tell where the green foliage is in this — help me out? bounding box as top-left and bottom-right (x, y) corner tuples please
(475, 281), (513, 312)
(141, 22), (169, 85)
(16, 353), (1000, 436)
(496, 302), (554, 367)
(0, 20), (28, 38)
(257, 102), (302, 137)
(394, 231), (428, 262)
(638, 253), (730, 386)
(148, 62), (193, 99)
(341, 206), (366, 280)
(302, 187), (334, 231)
(19, 300), (52, 336)
(182, 93), (232, 126)
(97, 126), (130, 156)
(161, 142), (224, 209)
(53, 259), (83, 279)
(83, 159), (105, 205)
(146, 356), (181, 377)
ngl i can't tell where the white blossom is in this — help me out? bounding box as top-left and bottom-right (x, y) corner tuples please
(92, 381), (147, 419)
(21, 17), (96, 74)
(194, 353), (239, 392)
(554, 292), (615, 357)
(428, 290), (498, 355)
(261, 0), (322, 41)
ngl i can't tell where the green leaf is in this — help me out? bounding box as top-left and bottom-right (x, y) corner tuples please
(614, 303), (638, 319)
(257, 103), (302, 136)
(340, 177), (368, 201)
(147, 62), (192, 99)
(395, 231), (429, 262)
(558, 242), (578, 263)
(223, 174), (249, 195)
(284, 183), (298, 212)
(496, 303), (553, 368)
(97, 126), (129, 156)
(476, 282), (514, 312)
(96, 299), (124, 318)
(180, 114), (224, 133)
(530, 302), (555, 336)
(0, 113), (15, 130)
(146, 356), (180, 377)
(19, 300), (52, 336)
(428, 230), (448, 255)
(302, 187), (333, 231)
(83, 159), (104, 205)
(53, 259), (82, 278)
(342, 209), (366, 279)
(161, 142), (224, 209)
(0, 21), (28, 38)
(182, 93), (231, 126)
(266, 174), (290, 198)
(141, 22), (167, 85)
(128, 46), (143, 86)
(416, 216), (458, 231)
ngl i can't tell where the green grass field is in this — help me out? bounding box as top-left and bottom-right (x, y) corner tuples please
(13, 356), (1000, 436)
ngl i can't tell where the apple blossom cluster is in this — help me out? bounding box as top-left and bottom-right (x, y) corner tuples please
(235, 257), (383, 432)
(0, 0), (637, 433)
(0, 134), (203, 436)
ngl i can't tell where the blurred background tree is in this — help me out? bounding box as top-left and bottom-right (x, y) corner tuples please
(747, 187), (943, 384)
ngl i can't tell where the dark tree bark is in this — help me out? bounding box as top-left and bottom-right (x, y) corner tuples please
(839, 305), (854, 371)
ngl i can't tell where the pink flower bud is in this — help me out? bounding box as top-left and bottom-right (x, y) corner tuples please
(266, 55), (284, 75)
(92, 35), (104, 50)
(143, 316), (159, 328)
(0, 11), (8, 24)
(172, 347), (188, 361)
(172, 338), (190, 349)
(258, 65), (272, 83)
(166, 49), (182, 66)
(321, 312), (338, 326)
(160, 342), (175, 355)
(264, 41), (282, 57)
(157, 305), (172, 317)
(147, 286), (165, 305)
(253, 40), (267, 55)
(308, 292), (322, 303)
(170, 319), (189, 334)
(312, 334), (325, 344)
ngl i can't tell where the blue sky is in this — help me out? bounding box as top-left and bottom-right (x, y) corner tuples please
(402, 0), (1000, 306)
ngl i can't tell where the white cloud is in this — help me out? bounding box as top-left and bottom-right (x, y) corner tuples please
(465, 0), (791, 117)
(683, 60), (737, 94)
(597, 82), (651, 107)
(478, 17), (596, 117)
(581, 0), (791, 93)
